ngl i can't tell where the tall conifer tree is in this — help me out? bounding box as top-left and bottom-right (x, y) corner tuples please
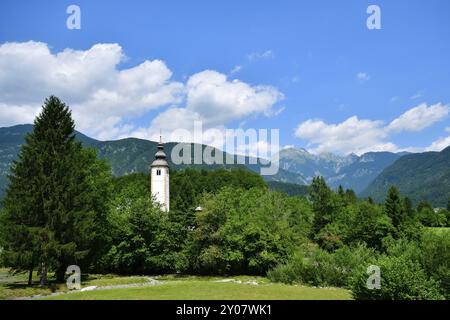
(0, 96), (111, 285)
(385, 186), (406, 231)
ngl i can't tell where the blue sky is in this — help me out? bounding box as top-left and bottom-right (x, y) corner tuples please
(0, 0), (449, 155)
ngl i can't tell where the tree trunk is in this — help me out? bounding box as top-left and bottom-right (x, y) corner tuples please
(39, 262), (48, 287)
(28, 268), (33, 285)
(56, 266), (66, 283)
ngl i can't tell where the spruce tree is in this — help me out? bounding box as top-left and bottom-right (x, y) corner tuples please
(0, 96), (111, 285)
(385, 186), (406, 231)
(309, 176), (336, 234)
(403, 197), (415, 219)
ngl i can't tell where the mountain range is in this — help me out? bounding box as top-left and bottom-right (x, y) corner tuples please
(0, 124), (305, 198)
(0, 124), (449, 206)
(277, 148), (407, 193)
(361, 146), (450, 207)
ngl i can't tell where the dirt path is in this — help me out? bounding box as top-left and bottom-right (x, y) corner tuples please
(13, 277), (163, 300)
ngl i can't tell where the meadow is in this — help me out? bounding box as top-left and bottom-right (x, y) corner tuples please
(0, 269), (351, 300)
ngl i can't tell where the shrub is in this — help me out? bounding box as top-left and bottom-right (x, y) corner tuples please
(268, 244), (377, 288)
(350, 255), (444, 300)
(383, 231), (450, 298)
(190, 187), (303, 275)
(420, 231), (450, 298)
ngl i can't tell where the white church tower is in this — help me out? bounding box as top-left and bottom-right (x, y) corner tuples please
(150, 137), (170, 212)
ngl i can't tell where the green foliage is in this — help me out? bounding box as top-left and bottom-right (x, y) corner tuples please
(309, 176), (340, 236)
(0, 98), (447, 302)
(419, 231), (450, 298)
(189, 187), (312, 275)
(350, 255), (444, 300)
(266, 181), (309, 197)
(104, 196), (186, 274)
(170, 167), (266, 214)
(418, 207), (447, 227)
(268, 244), (377, 288)
(0, 96), (112, 284)
(309, 180), (395, 251)
(380, 231), (449, 299)
(385, 186), (407, 231)
(344, 201), (394, 250)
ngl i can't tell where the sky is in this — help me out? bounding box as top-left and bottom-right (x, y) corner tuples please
(0, 0), (449, 156)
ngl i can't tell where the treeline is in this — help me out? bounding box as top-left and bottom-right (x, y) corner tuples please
(0, 96), (449, 300)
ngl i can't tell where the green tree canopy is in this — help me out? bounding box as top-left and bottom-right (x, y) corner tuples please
(0, 96), (112, 285)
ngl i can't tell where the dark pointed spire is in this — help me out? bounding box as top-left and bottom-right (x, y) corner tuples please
(151, 134), (169, 168)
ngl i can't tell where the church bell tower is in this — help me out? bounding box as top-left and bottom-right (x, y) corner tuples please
(150, 136), (169, 212)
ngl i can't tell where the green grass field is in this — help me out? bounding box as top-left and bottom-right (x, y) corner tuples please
(0, 269), (351, 300)
(0, 268), (149, 300)
(45, 280), (351, 300)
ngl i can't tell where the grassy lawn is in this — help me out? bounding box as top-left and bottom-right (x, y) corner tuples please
(44, 278), (351, 300)
(1, 268), (351, 300)
(0, 268), (149, 300)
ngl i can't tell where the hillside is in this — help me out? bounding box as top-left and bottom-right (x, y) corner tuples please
(266, 181), (309, 197)
(277, 148), (404, 193)
(0, 125), (305, 198)
(361, 146), (450, 207)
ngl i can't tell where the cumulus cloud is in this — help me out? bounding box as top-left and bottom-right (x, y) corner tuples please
(129, 70), (283, 144)
(0, 41), (184, 139)
(0, 41), (283, 142)
(295, 116), (394, 155)
(185, 70), (283, 126)
(295, 103), (449, 155)
(387, 103), (449, 132)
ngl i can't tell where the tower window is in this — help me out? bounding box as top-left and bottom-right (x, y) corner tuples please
(156, 169), (161, 176)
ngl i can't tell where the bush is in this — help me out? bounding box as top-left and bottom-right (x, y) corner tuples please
(382, 230), (450, 298)
(189, 187), (307, 275)
(350, 255), (444, 300)
(267, 252), (306, 284)
(420, 231), (450, 298)
(268, 244), (377, 288)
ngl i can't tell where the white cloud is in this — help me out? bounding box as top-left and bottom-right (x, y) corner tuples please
(247, 50), (274, 61)
(295, 103), (449, 155)
(185, 70), (283, 126)
(0, 41), (184, 139)
(357, 72), (370, 82)
(390, 96), (399, 103)
(387, 103), (449, 132)
(129, 70), (284, 141)
(411, 91), (424, 100)
(0, 41), (283, 142)
(295, 116), (393, 155)
(425, 136), (450, 152)
(230, 65), (242, 74)
(0, 103), (41, 127)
